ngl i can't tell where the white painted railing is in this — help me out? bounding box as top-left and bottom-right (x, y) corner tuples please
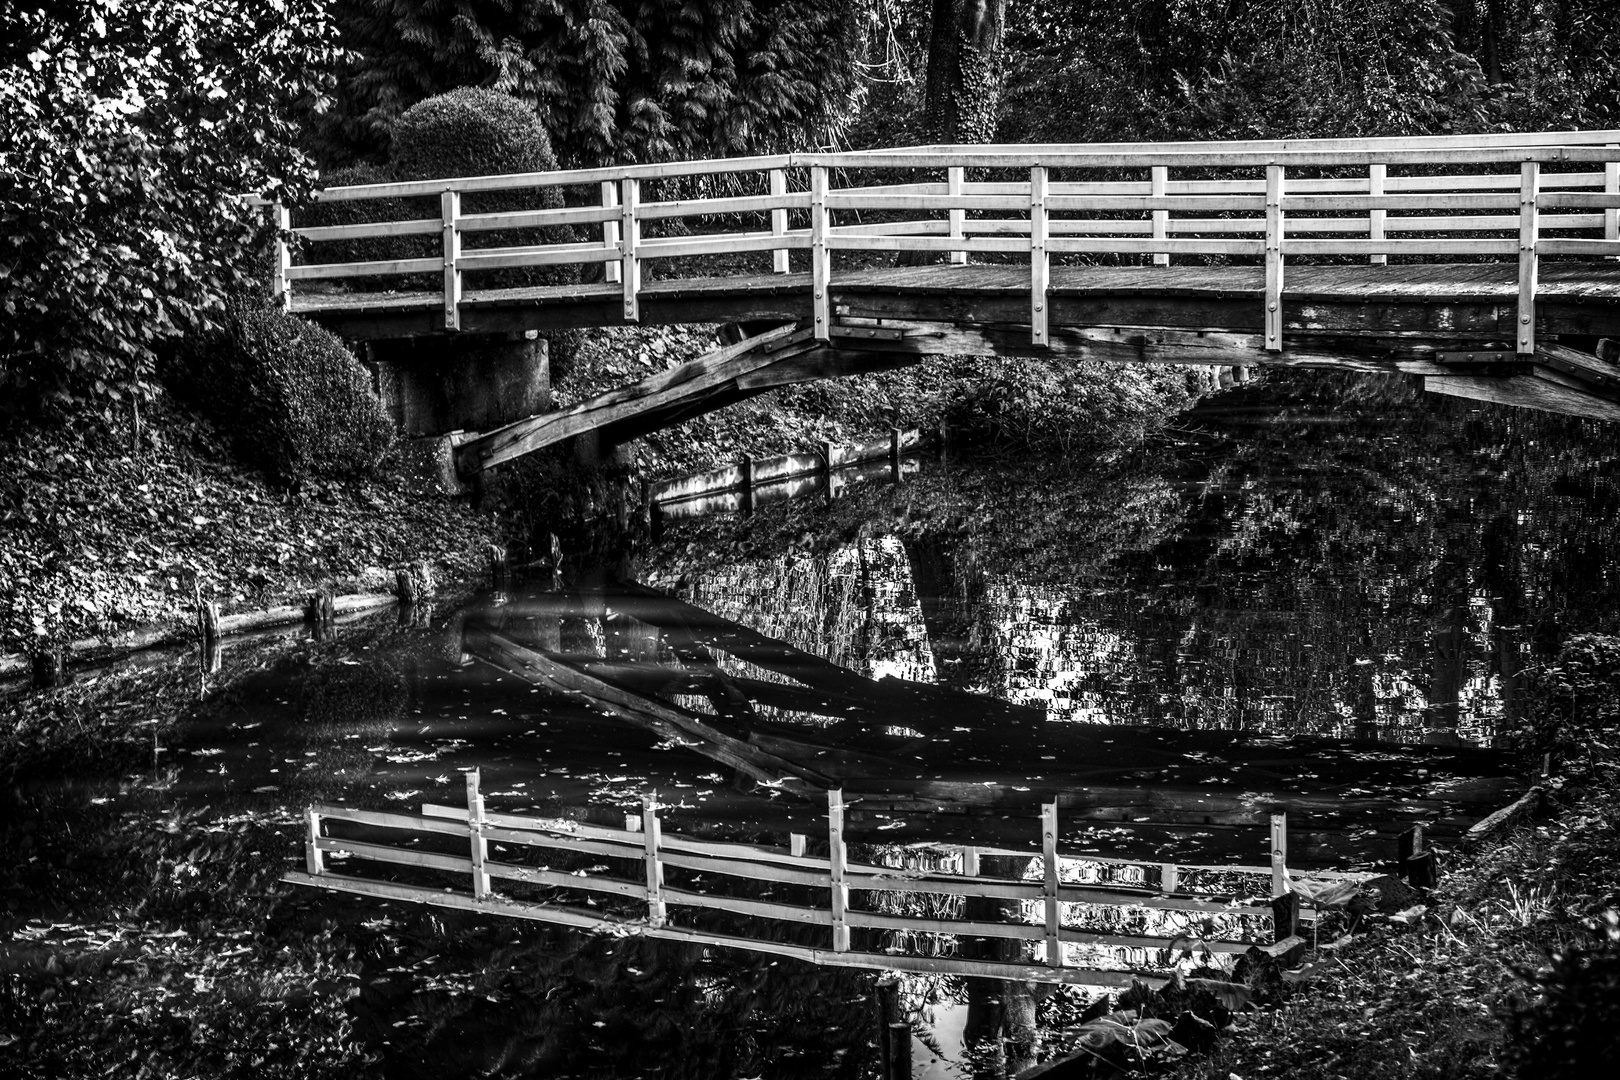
(288, 770), (1347, 983)
(270, 131), (1620, 356)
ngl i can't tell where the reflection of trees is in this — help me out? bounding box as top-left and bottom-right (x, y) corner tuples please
(898, 372), (1620, 744)
(355, 923), (875, 1079)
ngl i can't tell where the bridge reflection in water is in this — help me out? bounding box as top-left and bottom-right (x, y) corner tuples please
(286, 578), (1524, 987)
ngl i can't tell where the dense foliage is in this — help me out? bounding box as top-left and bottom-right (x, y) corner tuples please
(0, 0), (342, 414)
(321, 0), (868, 166)
(173, 303), (394, 483)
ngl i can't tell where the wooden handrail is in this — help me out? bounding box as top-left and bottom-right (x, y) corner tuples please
(269, 133), (1620, 352)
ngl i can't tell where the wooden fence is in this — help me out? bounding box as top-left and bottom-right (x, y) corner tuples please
(270, 130), (1620, 356)
(282, 770), (1350, 986)
(650, 428), (922, 520)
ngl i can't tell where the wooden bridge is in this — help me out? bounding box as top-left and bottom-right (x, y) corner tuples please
(272, 130), (1620, 471)
(285, 770), (1332, 987)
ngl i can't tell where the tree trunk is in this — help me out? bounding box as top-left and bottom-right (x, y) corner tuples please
(922, 0), (1007, 145)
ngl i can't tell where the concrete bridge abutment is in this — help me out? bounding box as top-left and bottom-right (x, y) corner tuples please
(367, 331), (550, 439)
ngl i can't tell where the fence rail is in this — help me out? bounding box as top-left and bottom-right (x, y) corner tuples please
(270, 131), (1620, 357)
(286, 770), (1340, 985)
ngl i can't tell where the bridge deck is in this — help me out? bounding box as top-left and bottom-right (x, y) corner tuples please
(294, 261), (1620, 340)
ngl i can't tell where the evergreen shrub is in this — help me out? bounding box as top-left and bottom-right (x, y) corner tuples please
(391, 88), (578, 289)
(173, 302), (393, 482)
(1503, 912), (1620, 1079)
(295, 162), (430, 272)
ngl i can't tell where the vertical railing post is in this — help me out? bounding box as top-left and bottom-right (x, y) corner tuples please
(441, 190), (462, 331)
(621, 177), (641, 323)
(1518, 160), (1540, 355)
(947, 165), (967, 265)
(467, 767), (490, 900)
(602, 180), (622, 285)
(828, 787), (849, 952)
(271, 202), (292, 311)
(811, 165), (830, 340)
(643, 793), (666, 927)
(1159, 861), (1178, 895)
(1368, 163), (1388, 266)
(1151, 165), (1169, 267)
(1042, 800), (1062, 967)
(1264, 164), (1285, 352)
(1269, 810), (1288, 898)
(770, 168), (790, 274)
(961, 846), (979, 877)
(1605, 146), (1618, 259)
(790, 832), (807, 858)
(1030, 165), (1049, 347)
(304, 805), (324, 875)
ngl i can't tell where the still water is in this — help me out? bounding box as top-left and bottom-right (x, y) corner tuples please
(7, 371), (1619, 1077)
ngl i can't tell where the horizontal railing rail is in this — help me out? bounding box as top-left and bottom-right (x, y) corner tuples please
(287, 771), (1331, 984)
(267, 133), (1620, 356)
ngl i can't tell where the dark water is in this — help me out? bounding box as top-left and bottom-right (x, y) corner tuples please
(8, 370), (1620, 1077)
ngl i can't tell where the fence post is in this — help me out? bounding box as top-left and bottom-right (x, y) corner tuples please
(643, 793), (666, 927)
(602, 180), (622, 285)
(1151, 165), (1169, 267)
(467, 768), (490, 900)
(771, 168), (791, 274)
(1368, 163), (1387, 266)
(1030, 165), (1049, 347)
(1518, 161), (1540, 355)
(304, 805), (324, 875)
(1159, 862), (1178, 895)
(811, 165), (830, 340)
(829, 787), (850, 951)
(1264, 164), (1285, 352)
(947, 165), (966, 265)
(441, 190), (462, 331)
(1269, 811), (1288, 898)
(270, 202), (292, 310)
(1042, 800), (1062, 967)
(621, 177), (641, 323)
(1605, 147), (1618, 259)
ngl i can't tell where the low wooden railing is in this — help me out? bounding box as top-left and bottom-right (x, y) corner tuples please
(284, 770), (1359, 985)
(271, 130), (1620, 356)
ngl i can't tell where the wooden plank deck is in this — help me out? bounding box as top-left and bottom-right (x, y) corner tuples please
(292, 262), (1620, 340)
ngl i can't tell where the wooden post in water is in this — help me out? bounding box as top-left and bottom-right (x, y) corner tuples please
(1042, 800), (1062, 967)
(304, 805), (325, 875)
(876, 975), (910, 1080)
(1399, 824), (1437, 888)
(889, 427), (903, 485)
(821, 440), (839, 504)
(643, 793), (666, 927)
(1269, 811), (1289, 898)
(828, 787), (850, 952)
(1517, 161), (1540, 355)
(488, 543), (508, 590)
(466, 768), (490, 901)
(740, 454), (756, 515)
(1264, 165), (1285, 352)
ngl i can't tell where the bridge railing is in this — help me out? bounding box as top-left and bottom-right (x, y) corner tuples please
(284, 770), (1344, 984)
(271, 131), (1620, 355)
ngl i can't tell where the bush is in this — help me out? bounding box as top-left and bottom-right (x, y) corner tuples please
(295, 162), (432, 273)
(1520, 634), (1620, 764)
(391, 87), (578, 289)
(1503, 911), (1620, 1079)
(172, 302), (394, 482)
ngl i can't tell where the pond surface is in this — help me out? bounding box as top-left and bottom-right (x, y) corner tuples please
(8, 370), (1620, 1078)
